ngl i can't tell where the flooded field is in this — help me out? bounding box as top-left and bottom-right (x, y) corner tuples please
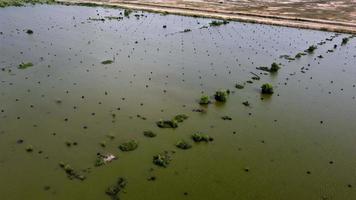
(0, 4), (356, 200)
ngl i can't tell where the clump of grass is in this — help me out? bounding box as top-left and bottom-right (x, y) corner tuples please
(119, 140), (138, 151)
(235, 84), (244, 89)
(295, 52), (306, 58)
(105, 177), (127, 200)
(261, 83), (274, 94)
(25, 145), (33, 152)
(156, 114), (188, 128)
(59, 162), (86, 181)
(199, 95), (210, 105)
(270, 62), (280, 72)
(101, 60), (113, 65)
(341, 37), (349, 45)
(221, 116), (232, 120)
(175, 140), (192, 150)
(209, 20), (229, 27)
(214, 89), (229, 102)
(143, 130), (156, 138)
(192, 133), (213, 143)
(156, 119), (178, 128)
(242, 101), (250, 106)
(153, 151), (171, 167)
(256, 63), (280, 73)
(173, 114), (189, 122)
(306, 45), (317, 53)
(26, 29), (33, 34)
(124, 9), (132, 17)
(100, 141), (106, 147)
(18, 62), (33, 69)
(95, 157), (105, 167)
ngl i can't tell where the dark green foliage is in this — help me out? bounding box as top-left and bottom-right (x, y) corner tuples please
(209, 20), (229, 27)
(214, 89), (228, 102)
(306, 45), (317, 53)
(156, 114), (188, 128)
(59, 163), (86, 181)
(257, 63), (280, 73)
(101, 60), (113, 64)
(235, 84), (244, 89)
(156, 119), (178, 128)
(124, 9), (132, 17)
(256, 66), (270, 72)
(261, 83), (274, 94)
(18, 62), (33, 69)
(143, 130), (156, 138)
(26, 29), (33, 34)
(25, 145), (33, 152)
(295, 52), (306, 58)
(88, 17), (105, 21)
(105, 16), (122, 20)
(95, 157), (105, 167)
(270, 62), (280, 72)
(153, 152), (171, 167)
(221, 116), (232, 120)
(242, 101), (250, 106)
(119, 140), (138, 151)
(175, 140), (192, 150)
(192, 133), (213, 142)
(105, 177), (127, 200)
(173, 114), (189, 122)
(199, 95), (210, 105)
(341, 37), (349, 45)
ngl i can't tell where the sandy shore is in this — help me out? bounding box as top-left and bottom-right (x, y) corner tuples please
(56, 0), (356, 34)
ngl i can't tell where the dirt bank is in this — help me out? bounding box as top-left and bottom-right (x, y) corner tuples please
(57, 0), (356, 34)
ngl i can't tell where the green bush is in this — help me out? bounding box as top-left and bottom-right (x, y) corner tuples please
(261, 83), (274, 94)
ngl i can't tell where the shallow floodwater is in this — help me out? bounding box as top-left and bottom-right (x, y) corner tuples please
(0, 4), (356, 200)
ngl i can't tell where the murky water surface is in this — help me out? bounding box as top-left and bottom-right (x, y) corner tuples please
(0, 4), (356, 200)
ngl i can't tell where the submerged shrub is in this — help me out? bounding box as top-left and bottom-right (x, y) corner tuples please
(199, 95), (210, 105)
(235, 84), (244, 89)
(59, 163), (86, 181)
(270, 62), (280, 72)
(209, 20), (229, 27)
(341, 37), (349, 45)
(18, 62), (33, 69)
(175, 140), (192, 150)
(173, 114), (189, 122)
(192, 133), (213, 142)
(261, 83), (274, 94)
(26, 29), (33, 34)
(221, 116), (232, 120)
(306, 45), (317, 53)
(101, 60), (113, 64)
(214, 89), (228, 102)
(105, 177), (127, 200)
(153, 152), (171, 167)
(156, 119), (178, 128)
(143, 130), (156, 138)
(25, 145), (33, 152)
(124, 9), (132, 17)
(119, 140), (138, 151)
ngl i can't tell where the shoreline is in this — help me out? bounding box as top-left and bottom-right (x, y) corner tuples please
(55, 0), (356, 34)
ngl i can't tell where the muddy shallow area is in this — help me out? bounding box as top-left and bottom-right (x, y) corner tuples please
(0, 4), (356, 200)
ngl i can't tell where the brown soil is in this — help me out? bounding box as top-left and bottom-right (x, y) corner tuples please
(56, 0), (356, 34)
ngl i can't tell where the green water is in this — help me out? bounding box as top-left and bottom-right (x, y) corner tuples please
(0, 4), (356, 200)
